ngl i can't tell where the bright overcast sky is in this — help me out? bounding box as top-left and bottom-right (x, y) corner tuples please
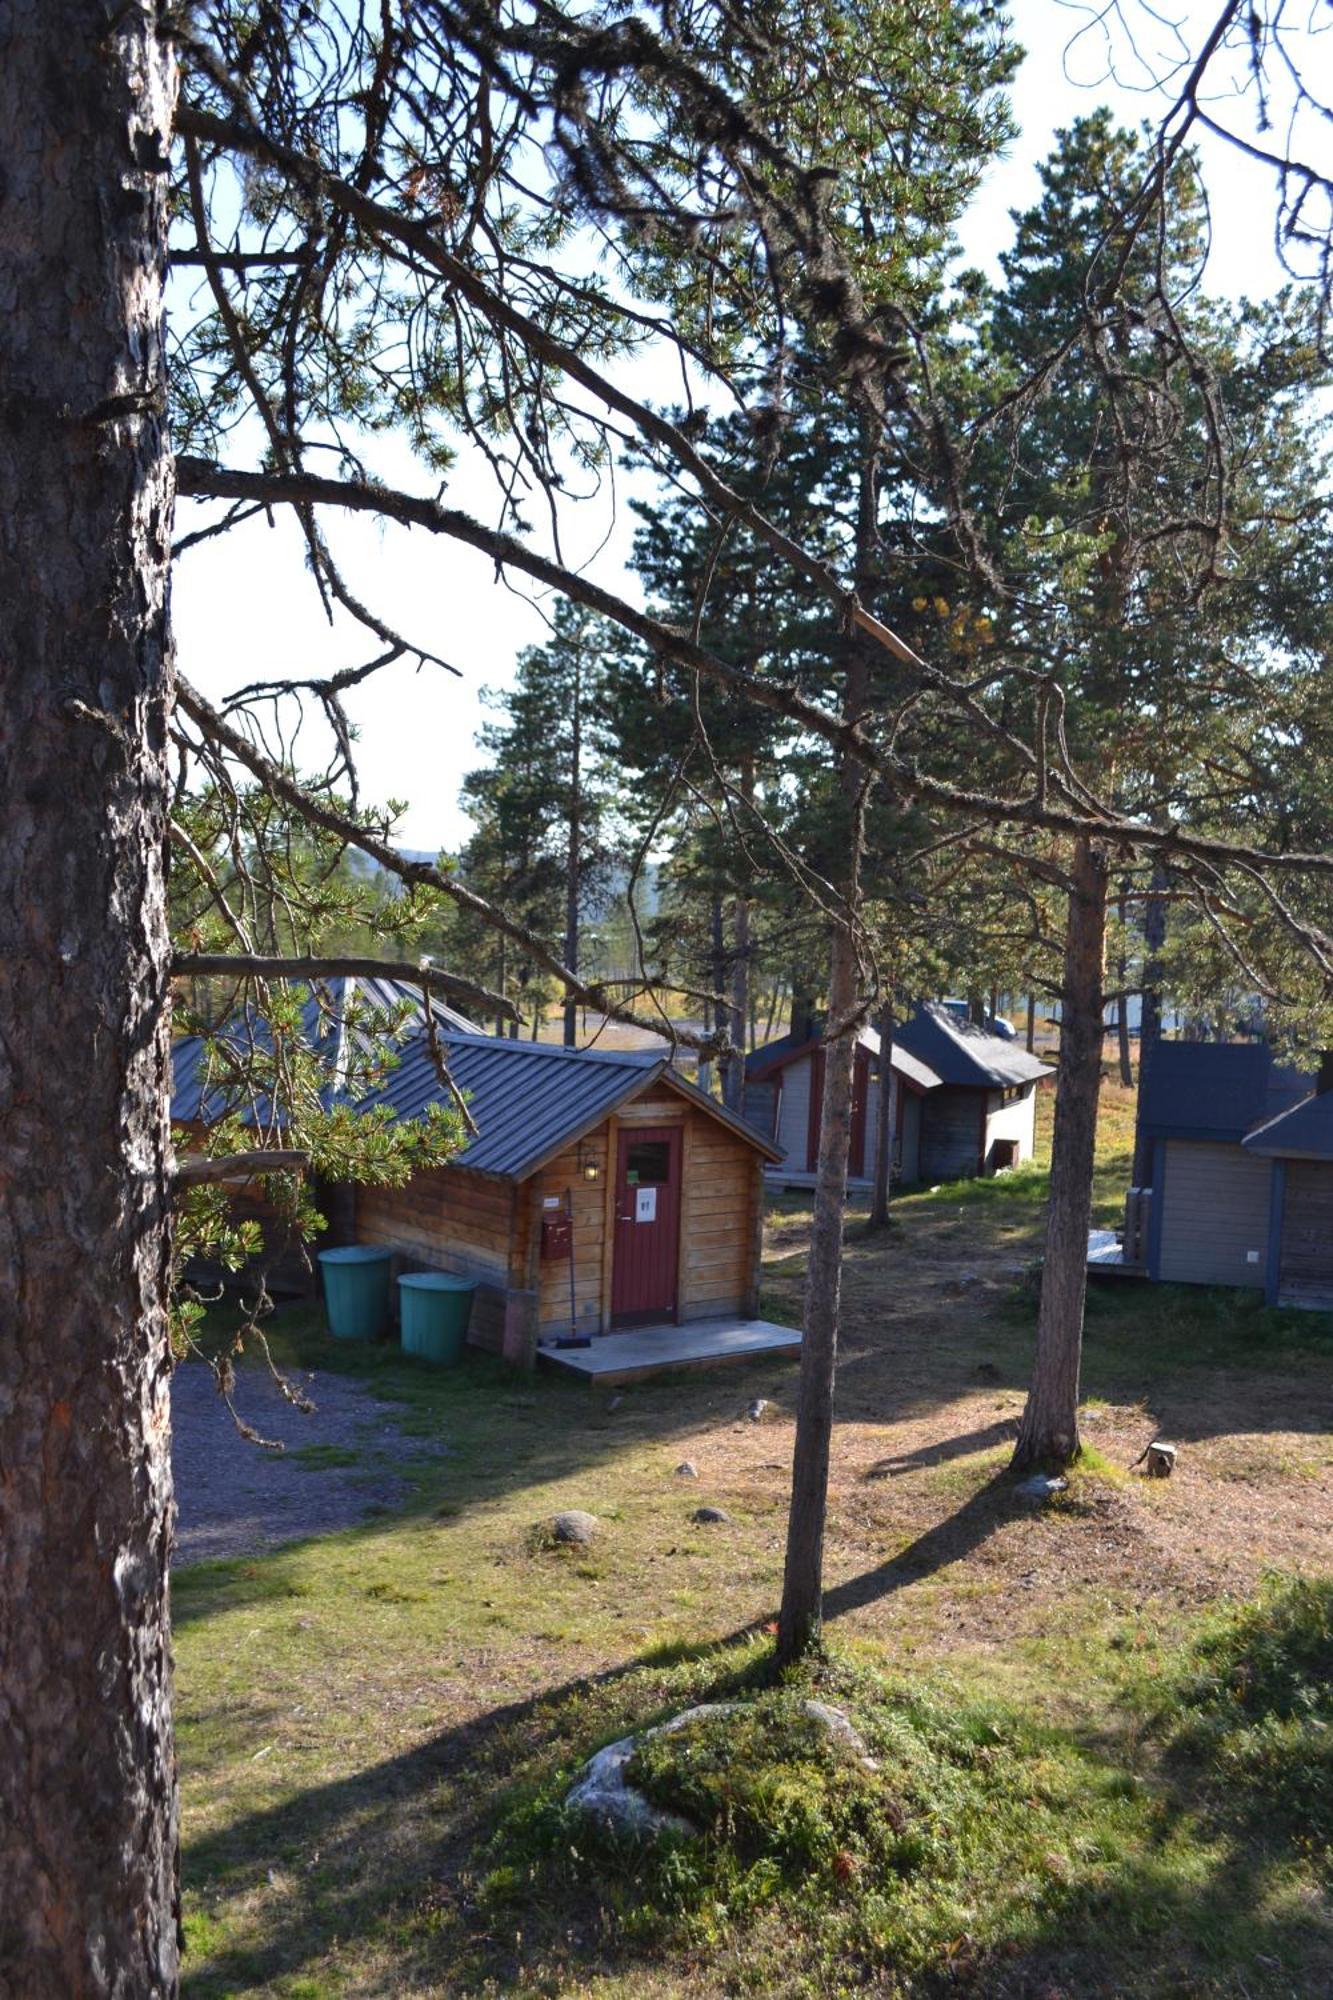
(172, 0), (1320, 852)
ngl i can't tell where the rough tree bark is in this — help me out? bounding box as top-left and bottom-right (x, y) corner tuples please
(724, 891), (750, 1114)
(562, 645), (583, 1047)
(1132, 858), (1169, 1184)
(1011, 838), (1109, 1473)
(1025, 991), (1036, 1054)
(869, 995), (896, 1229)
(1116, 883), (1133, 1086)
(0, 7), (181, 1993)
(776, 913), (861, 1662)
(777, 435), (874, 1665)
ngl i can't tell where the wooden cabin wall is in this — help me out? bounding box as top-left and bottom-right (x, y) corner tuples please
(677, 1112), (761, 1321)
(918, 1087), (988, 1182)
(981, 1085), (1038, 1171)
(354, 1165), (517, 1352)
(530, 1087), (765, 1335)
(531, 1124), (611, 1339)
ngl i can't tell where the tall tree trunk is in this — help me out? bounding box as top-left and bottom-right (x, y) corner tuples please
(724, 892), (749, 1113)
(697, 888), (726, 1098)
(1116, 883), (1133, 1086)
(777, 430), (875, 1666)
(562, 648), (582, 1047)
(1132, 859), (1169, 1184)
(1012, 839), (1109, 1473)
(869, 996), (896, 1229)
(0, 8), (180, 1991)
(1026, 991), (1036, 1054)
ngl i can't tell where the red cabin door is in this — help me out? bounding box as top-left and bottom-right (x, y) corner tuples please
(611, 1126), (682, 1327)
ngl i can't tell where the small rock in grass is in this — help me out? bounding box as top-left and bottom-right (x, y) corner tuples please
(747, 1398), (770, 1422)
(674, 1460), (700, 1479)
(692, 1505), (730, 1525)
(550, 1509), (599, 1544)
(1015, 1474), (1067, 1503)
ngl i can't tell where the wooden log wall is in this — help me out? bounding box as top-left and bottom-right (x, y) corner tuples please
(355, 1164), (519, 1352)
(676, 1112), (759, 1321)
(533, 1124), (611, 1338)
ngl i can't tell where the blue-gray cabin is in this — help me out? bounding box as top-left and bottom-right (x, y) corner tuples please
(1134, 1042), (1333, 1309)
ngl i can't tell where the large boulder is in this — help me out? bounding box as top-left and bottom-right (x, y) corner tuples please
(565, 1699), (877, 1838)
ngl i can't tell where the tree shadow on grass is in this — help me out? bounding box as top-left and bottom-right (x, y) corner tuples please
(179, 1591), (1333, 2000)
(860, 1417), (1018, 1480)
(822, 1471), (1016, 1623)
(178, 1635), (772, 1998)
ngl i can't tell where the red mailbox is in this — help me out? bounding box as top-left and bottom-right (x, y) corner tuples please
(541, 1207), (572, 1260)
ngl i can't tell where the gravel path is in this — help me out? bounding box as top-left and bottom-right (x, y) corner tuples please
(170, 1361), (446, 1565)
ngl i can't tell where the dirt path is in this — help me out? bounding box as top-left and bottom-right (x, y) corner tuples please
(170, 1361), (445, 1565)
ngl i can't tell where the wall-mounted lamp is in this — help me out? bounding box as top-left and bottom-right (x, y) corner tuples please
(578, 1139), (601, 1183)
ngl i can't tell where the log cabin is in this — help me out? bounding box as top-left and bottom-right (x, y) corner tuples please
(173, 985), (784, 1366)
(744, 1003), (1052, 1187)
(350, 1030), (782, 1364)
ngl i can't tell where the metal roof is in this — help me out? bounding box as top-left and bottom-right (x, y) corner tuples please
(172, 976), (476, 1125)
(1242, 1087), (1333, 1159)
(1137, 1041), (1310, 1146)
(895, 1004), (1052, 1090)
(357, 1029), (781, 1178)
(745, 1007), (1048, 1094)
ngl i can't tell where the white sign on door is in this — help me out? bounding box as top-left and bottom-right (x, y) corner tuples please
(635, 1186), (657, 1223)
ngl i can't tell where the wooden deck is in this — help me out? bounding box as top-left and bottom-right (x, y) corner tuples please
(537, 1315), (802, 1384)
(1087, 1228), (1145, 1278)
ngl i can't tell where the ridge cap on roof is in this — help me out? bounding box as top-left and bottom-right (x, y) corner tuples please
(1243, 1090), (1315, 1142)
(434, 1028), (664, 1067)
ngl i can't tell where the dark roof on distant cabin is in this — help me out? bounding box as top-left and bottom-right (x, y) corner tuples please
(356, 1029), (782, 1178)
(896, 1003), (1053, 1090)
(172, 975), (476, 1125)
(1242, 1086), (1333, 1160)
(1136, 1040), (1312, 1146)
(745, 1006), (1050, 1093)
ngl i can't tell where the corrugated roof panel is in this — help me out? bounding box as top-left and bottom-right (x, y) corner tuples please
(172, 975), (477, 1126)
(360, 1031), (666, 1178)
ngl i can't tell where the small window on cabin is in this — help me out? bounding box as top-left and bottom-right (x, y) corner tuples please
(626, 1139), (671, 1186)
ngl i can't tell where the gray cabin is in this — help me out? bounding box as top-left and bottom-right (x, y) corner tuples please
(744, 1004), (1052, 1187)
(1132, 1041), (1333, 1309)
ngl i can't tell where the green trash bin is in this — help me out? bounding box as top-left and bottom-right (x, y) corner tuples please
(317, 1245), (393, 1342)
(398, 1272), (475, 1364)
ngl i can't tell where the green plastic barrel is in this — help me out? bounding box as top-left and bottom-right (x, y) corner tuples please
(398, 1272), (476, 1364)
(317, 1245), (393, 1341)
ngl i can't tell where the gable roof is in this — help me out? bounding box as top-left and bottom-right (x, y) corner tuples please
(1242, 1087), (1333, 1160)
(895, 1004), (1052, 1090)
(172, 975), (476, 1126)
(746, 1022), (942, 1095)
(357, 1029), (782, 1178)
(1137, 1041), (1311, 1146)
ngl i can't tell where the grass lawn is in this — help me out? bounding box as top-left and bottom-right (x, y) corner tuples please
(175, 1074), (1333, 1997)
